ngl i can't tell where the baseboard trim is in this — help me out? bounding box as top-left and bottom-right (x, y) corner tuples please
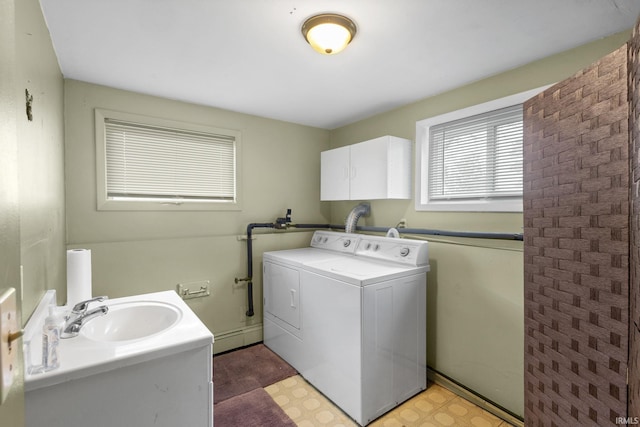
(213, 324), (263, 354)
(428, 369), (524, 427)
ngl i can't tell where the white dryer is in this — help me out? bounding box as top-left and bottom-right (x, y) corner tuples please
(263, 231), (430, 426)
(262, 231), (359, 369)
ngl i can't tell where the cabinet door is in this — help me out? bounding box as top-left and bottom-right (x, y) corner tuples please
(321, 146), (350, 200)
(350, 137), (389, 200)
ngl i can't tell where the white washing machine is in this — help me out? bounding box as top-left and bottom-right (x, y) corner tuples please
(263, 231), (430, 426)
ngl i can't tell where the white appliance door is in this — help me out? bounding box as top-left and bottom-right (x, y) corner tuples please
(264, 262), (300, 331)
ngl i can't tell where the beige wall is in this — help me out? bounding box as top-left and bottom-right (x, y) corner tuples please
(327, 30), (631, 417)
(17, 0), (65, 319)
(0, 0), (22, 424)
(0, 0), (65, 424)
(63, 80), (330, 352)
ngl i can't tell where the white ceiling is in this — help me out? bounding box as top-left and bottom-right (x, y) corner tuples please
(39, 0), (640, 130)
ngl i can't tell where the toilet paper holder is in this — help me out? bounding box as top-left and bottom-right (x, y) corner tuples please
(176, 281), (210, 300)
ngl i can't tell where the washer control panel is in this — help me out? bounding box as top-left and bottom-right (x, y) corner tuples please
(309, 231), (429, 266)
(356, 235), (429, 266)
(311, 231), (360, 254)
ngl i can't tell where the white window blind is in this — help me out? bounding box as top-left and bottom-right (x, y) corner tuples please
(104, 119), (236, 203)
(428, 104), (523, 200)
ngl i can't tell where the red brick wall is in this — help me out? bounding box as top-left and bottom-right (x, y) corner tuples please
(629, 17), (640, 419)
(523, 45), (630, 426)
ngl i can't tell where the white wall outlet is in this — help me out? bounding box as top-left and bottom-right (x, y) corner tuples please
(0, 288), (21, 404)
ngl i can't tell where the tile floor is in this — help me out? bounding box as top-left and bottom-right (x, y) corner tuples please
(266, 375), (516, 427)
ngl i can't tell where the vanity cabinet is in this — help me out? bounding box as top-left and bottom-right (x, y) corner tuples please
(320, 136), (411, 201)
(26, 344), (213, 427)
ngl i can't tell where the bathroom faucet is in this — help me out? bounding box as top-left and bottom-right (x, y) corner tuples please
(61, 296), (109, 339)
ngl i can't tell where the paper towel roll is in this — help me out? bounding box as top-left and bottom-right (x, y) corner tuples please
(67, 249), (92, 307)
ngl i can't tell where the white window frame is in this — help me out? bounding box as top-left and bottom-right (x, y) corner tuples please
(95, 108), (242, 211)
(415, 86), (549, 212)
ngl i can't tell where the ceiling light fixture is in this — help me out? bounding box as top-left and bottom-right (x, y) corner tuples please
(301, 13), (357, 55)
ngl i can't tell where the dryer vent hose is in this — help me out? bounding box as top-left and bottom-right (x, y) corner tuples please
(345, 203), (371, 233)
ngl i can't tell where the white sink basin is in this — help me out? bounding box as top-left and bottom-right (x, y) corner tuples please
(81, 301), (182, 342)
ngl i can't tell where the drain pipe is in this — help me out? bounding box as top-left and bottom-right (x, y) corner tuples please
(236, 222), (275, 317)
(345, 203), (371, 233)
(290, 223), (334, 229)
(355, 225), (523, 241)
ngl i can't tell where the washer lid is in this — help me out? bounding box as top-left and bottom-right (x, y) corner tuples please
(304, 256), (429, 286)
(263, 247), (347, 267)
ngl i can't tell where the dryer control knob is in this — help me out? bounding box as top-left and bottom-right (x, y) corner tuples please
(400, 247), (410, 257)
(343, 239), (351, 247)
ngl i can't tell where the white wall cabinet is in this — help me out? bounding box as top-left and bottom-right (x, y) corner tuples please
(321, 136), (411, 201)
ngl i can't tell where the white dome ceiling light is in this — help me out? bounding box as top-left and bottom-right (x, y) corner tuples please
(301, 13), (357, 55)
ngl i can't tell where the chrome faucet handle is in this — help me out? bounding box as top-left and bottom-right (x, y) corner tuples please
(71, 296), (108, 314)
(61, 305), (109, 339)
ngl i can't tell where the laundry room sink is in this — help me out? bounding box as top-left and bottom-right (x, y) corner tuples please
(81, 300), (182, 342)
(24, 290), (214, 427)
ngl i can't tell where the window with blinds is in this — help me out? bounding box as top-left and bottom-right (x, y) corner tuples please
(95, 109), (241, 210)
(415, 87), (545, 212)
(428, 105), (523, 200)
